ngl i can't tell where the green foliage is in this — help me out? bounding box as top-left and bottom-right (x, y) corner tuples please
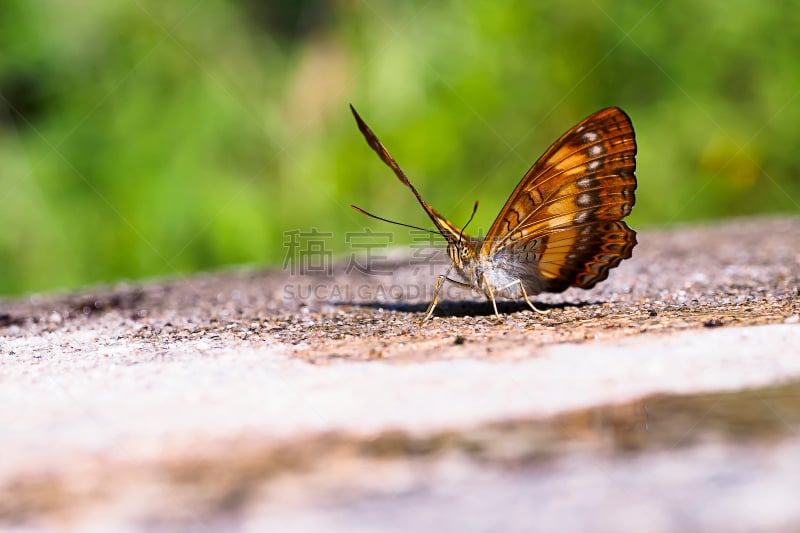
(0, 0), (797, 295)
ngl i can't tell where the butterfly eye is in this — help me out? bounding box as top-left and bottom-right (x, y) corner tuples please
(461, 247), (471, 260)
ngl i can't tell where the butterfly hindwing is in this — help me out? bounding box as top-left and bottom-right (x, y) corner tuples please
(526, 221), (636, 292)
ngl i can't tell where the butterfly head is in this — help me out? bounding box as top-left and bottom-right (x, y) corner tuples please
(447, 240), (476, 270)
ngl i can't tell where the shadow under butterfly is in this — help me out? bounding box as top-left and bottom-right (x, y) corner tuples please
(349, 105), (637, 323)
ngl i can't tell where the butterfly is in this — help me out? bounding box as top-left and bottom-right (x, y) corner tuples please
(350, 105), (637, 323)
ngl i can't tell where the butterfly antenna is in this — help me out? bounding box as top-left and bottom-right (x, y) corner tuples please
(350, 205), (439, 235)
(458, 201), (479, 244)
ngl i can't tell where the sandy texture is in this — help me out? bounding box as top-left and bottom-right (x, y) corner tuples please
(1, 216), (799, 531)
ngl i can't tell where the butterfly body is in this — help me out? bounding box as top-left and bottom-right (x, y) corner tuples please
(445, 238), (537, 299)
(477, 245), (546, 298)
(350, 105), (637, 322)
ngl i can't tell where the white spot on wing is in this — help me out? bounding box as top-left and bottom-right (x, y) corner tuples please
(581, 131), (599, 143)
(588, 144), (605, 157)
(576, 192), (593, 207)
(574, 210), (591, 224)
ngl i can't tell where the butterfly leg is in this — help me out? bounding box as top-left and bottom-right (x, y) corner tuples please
(505, 279), (550, 315)
(422, 275), (446, 324)
(480, 272), (501, 318)
(422, 275), (473, 324)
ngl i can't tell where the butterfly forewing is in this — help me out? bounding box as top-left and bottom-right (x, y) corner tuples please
(480, 107), (637, 293)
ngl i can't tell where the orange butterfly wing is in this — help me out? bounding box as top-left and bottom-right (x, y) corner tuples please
(480, 107), (637, 293)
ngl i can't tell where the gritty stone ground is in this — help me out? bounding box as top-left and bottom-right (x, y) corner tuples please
(0, 216), (799, 532)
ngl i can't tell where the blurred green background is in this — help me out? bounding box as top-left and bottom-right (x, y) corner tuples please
(1, 0), (798, 296)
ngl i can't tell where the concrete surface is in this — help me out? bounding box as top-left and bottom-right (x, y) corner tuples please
(1, 216), (798, 532)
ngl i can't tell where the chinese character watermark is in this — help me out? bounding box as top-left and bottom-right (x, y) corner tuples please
(345, 228), (394, 275)
(282, 228), (333, 275)
(282, 226), (480, 277)
(409, 228), (448, 275)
